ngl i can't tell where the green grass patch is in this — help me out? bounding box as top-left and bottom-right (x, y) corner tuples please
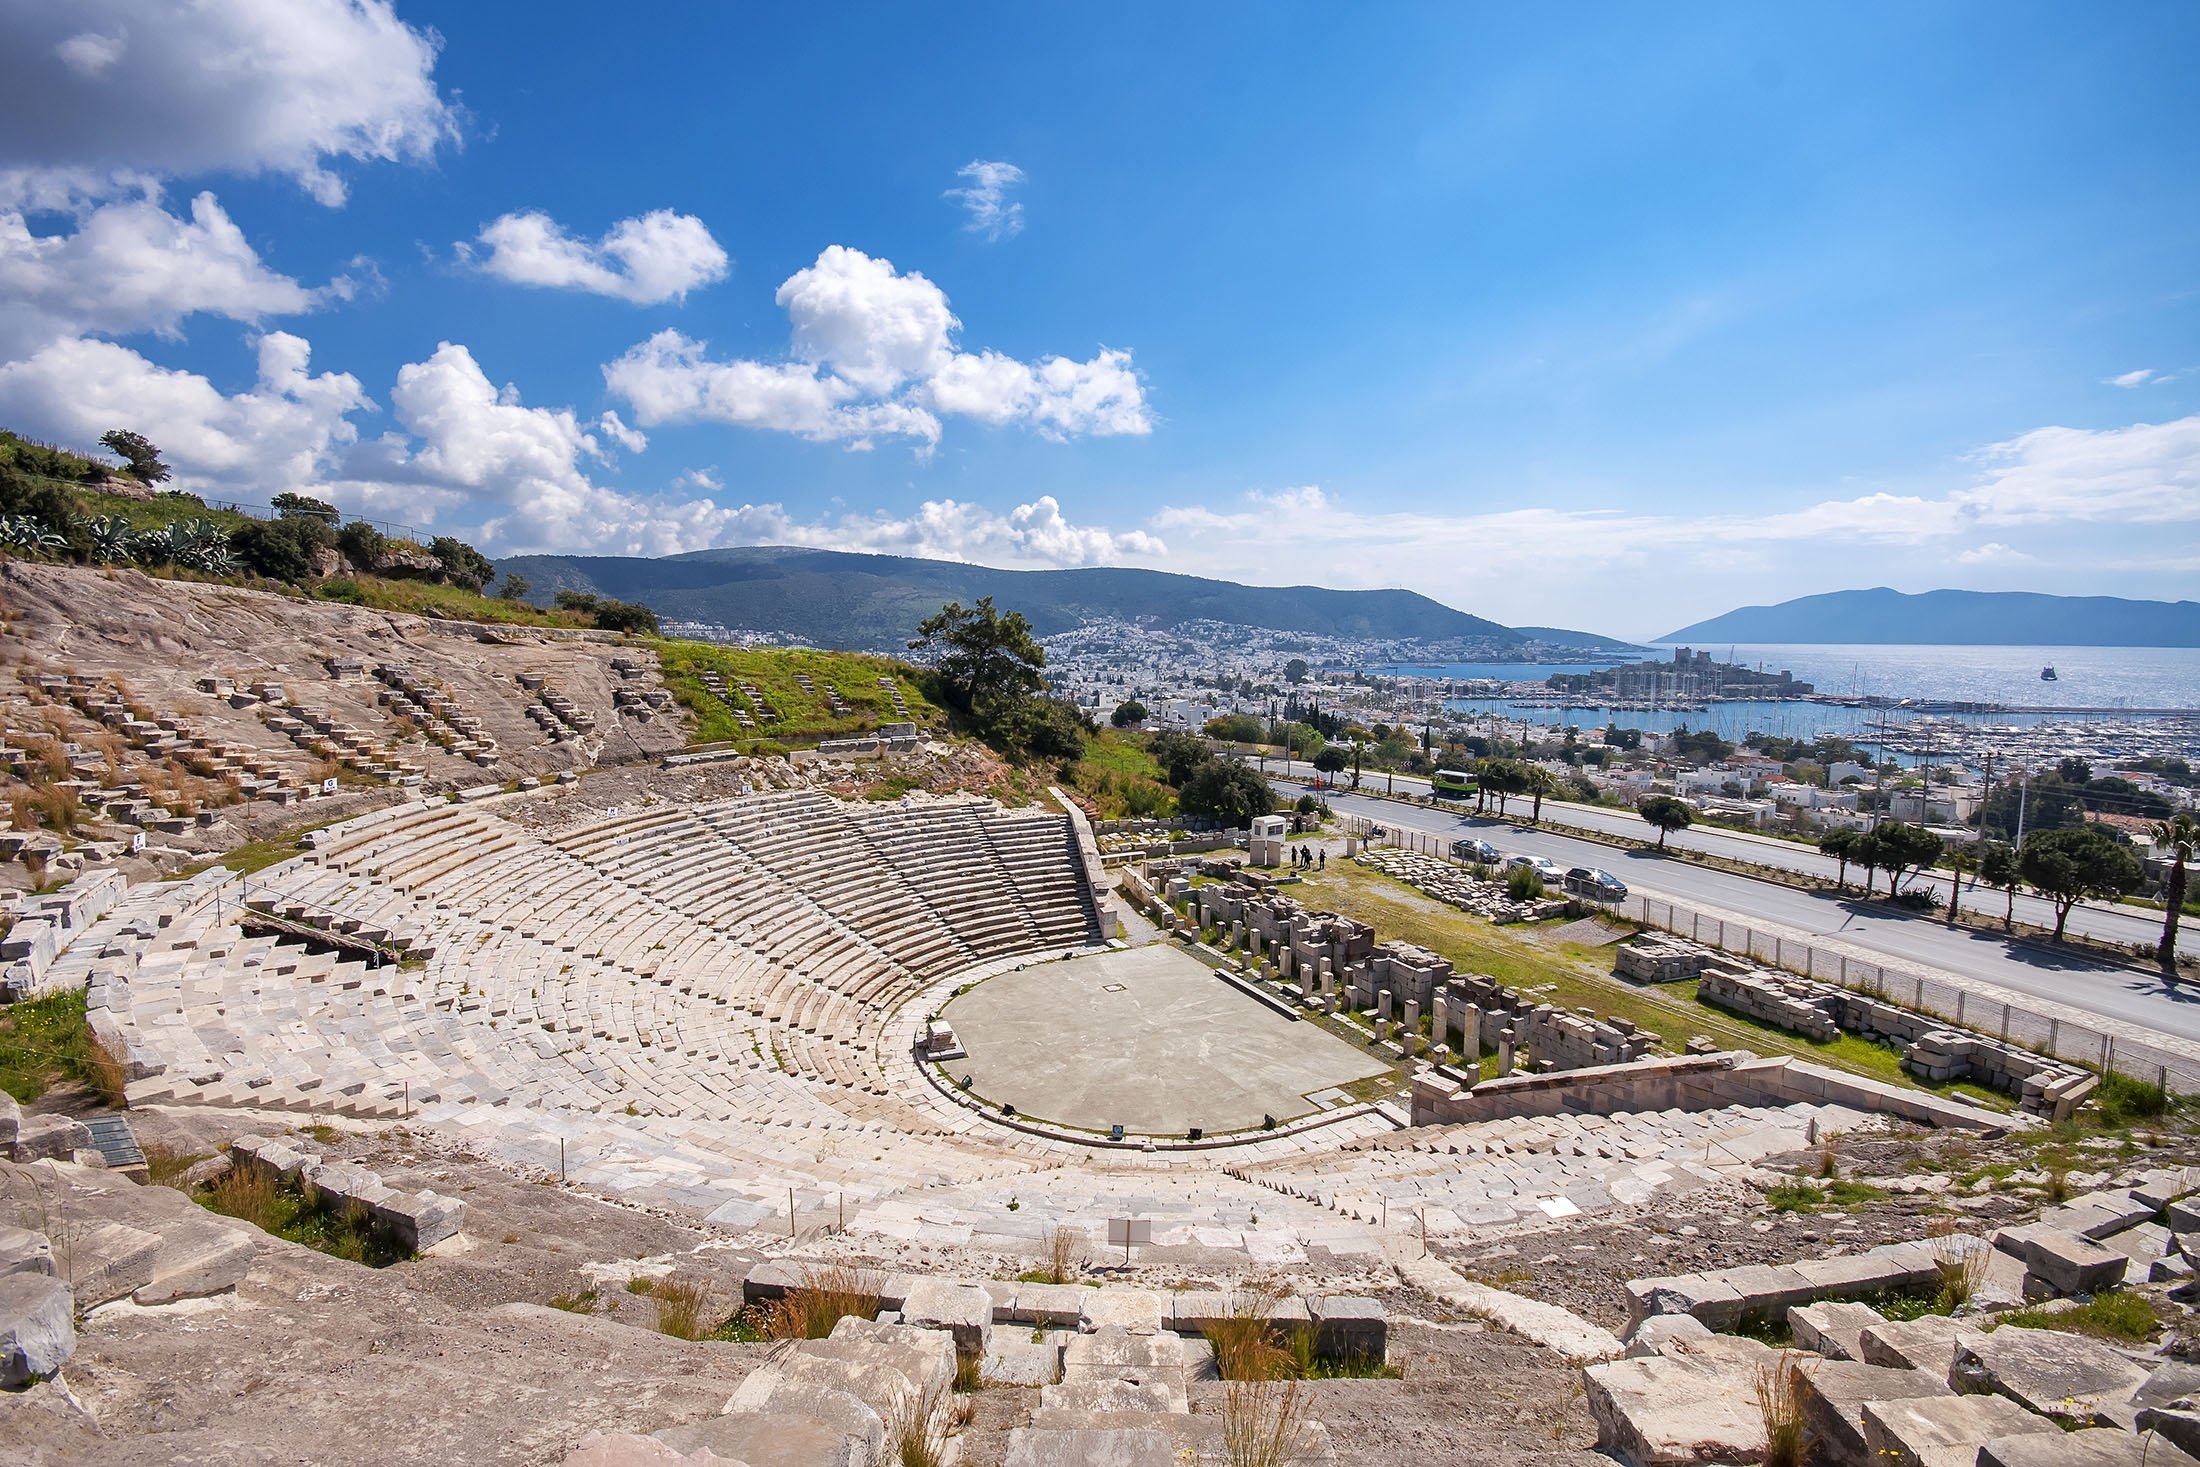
(2094, 1072), (2172, 1128)
(1067, 730), (1176, 819)
(197, 1166), (413, 1267)
(1998, 1292), (2157, 1343)
(0, 987), (119, 1104)
(652, 640), (937, 747)
(1824, 1179), (1887, 1206)
(1762, 1180), (1826, 1213)
(1285, 861), (1999, 1102)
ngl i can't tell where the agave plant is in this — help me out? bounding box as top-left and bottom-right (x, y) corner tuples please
(165, 517), (238, 575)
(0, 514), (67, 556)
(75, 513), (141, 564)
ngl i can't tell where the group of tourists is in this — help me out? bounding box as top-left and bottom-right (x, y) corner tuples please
(1291, 843), (1326, 870)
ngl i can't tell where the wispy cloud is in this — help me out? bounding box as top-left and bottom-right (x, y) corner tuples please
(2107, 368), (2158, 388)
(944, 160), (1026, 241)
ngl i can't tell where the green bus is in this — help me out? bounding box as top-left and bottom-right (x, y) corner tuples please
(1431, 768), (1478, 799)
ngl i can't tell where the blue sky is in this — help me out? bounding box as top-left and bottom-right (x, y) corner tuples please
(1, 1), (2194, 639)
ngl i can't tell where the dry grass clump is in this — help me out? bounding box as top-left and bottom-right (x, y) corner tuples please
(763, 1263), (884, 1341)
(141, 1143), (212, 1191)
(651, 1278), (713, 1341)
(884, 1375), (951, 1467)
(1752, 1352), (1812, 1467)
(1040, 1223), (1087, 1285)
(1222, 1376), (1312, 1467)
(82, 1035), (127, 1108)
(1928, 1217), (1991, 1310)
(206, 1164), (278, 1231)
(1204, 1281), (1292, 1383)
(9, 783), (81, 833)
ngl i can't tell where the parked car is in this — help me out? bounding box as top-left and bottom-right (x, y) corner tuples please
(1504, 854), (1565, 882)
(1451, 837), (1500, 864)
(1564, 866), (1628, 901)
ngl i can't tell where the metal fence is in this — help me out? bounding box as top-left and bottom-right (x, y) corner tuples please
(1341, 813), (2200, 1095)
(1624, 895), (2200, 1096)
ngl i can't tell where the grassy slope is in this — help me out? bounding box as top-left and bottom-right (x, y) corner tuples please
(653, 641), (940, 747)
(1067, 730), (1176, 818)
(1285, 859), (2009, 1107)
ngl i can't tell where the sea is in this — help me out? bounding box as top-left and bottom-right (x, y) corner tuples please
(1360, 644), (2200, 748)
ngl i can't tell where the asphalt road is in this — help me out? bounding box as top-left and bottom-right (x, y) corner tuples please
(1276, 777), (2200, 1046)
(1258, 758), (2167, 950)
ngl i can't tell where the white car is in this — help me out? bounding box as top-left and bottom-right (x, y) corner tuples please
(1504, 854), (1564, 882)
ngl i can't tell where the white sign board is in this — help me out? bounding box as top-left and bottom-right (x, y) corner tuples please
(1106, 1217), (1152, 1248)
(130, 833), (147, 853)
(321, 777), (339, 795)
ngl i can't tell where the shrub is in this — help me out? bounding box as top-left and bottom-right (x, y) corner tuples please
(1505, 864), (1545, 901)
(2095, 1072), (2170, 1127)
(205, 1165), (278, 1231)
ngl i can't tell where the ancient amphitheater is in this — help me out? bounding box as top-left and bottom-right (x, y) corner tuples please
(7, 567), (2200, 1467)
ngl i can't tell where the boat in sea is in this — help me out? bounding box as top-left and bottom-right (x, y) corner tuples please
(2041, 665), (2058, 682)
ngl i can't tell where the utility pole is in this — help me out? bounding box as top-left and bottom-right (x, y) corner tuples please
(2015, 761), (2031, 849)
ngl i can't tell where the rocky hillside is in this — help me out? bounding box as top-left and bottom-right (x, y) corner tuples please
(0, 562), (689, 891)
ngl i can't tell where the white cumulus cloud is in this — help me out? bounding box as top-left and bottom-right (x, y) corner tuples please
(594, 410), (647, 453)
(466, 208), (729, 305)
(1954, 414), (2200, 526)
(0, 0), (460, 209)
(0, 330), (368, 501)
(0, 192), (329, 355)
(606, 246), (1151, 448)
(944, 160), (1026, 241)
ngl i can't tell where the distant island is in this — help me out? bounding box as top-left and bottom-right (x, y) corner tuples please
(1662, 588), (2200, 648)
(498, 544), (1643, 656)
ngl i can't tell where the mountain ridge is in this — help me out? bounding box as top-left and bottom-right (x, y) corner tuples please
(496, 545), (1641, 654)
(1661, 587), (2200, 647)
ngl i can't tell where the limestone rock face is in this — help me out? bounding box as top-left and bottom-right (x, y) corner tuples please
(1860, 1393), (2060, 1467)
(1952, 1327), (2152, 1426)
(0, 1273), (74, 1386)
(1981, 1427), (2200, 1467)
(1584, 1335), (1777, 1467)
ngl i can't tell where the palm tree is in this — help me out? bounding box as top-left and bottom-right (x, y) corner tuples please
(2156, 815), (2199, 976)
(1526, 766), (1559, 823)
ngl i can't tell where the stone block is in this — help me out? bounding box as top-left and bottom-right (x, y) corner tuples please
(1952, 1327), (2150, 1426)
(1622, 1314), (1714, 1358)
(1077, 1287), (1166, 1336)
(900, 1279), (994, 1356)
(739, 1260), (804, 1303)
(983, 1336), (1063, 1386)
(67, 1219), (162, 1307)
(1981, 1428), (2200, 1467)
(720, 1375), (882, 1464)
(12, 1113), (93, 1162)
(1002, 1427), (1180, 1467)
(1858, 1314), (1977, 1373)
(371, 1190), (465, 1250)
(1788, 1300), (1885, 1361)
(132, 1221), (256, 1306)
(1309, 1294), (1386, 1362)
(1993, 1223), (2128, 1296)
(0, 1225), (56, 1279)
(655, 1409), (869, 1467)
(2047, 1192), (2162, 1240)
(1798, 1360), (1951, 1466)
(0, 1272), (73, 1386)
(1584, 1341), (1769, 1467)
(2139, 1408), (2200, 1462)
(1861, 1392), (2061, 1467)
(1012, 1282), (1097, 1327)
